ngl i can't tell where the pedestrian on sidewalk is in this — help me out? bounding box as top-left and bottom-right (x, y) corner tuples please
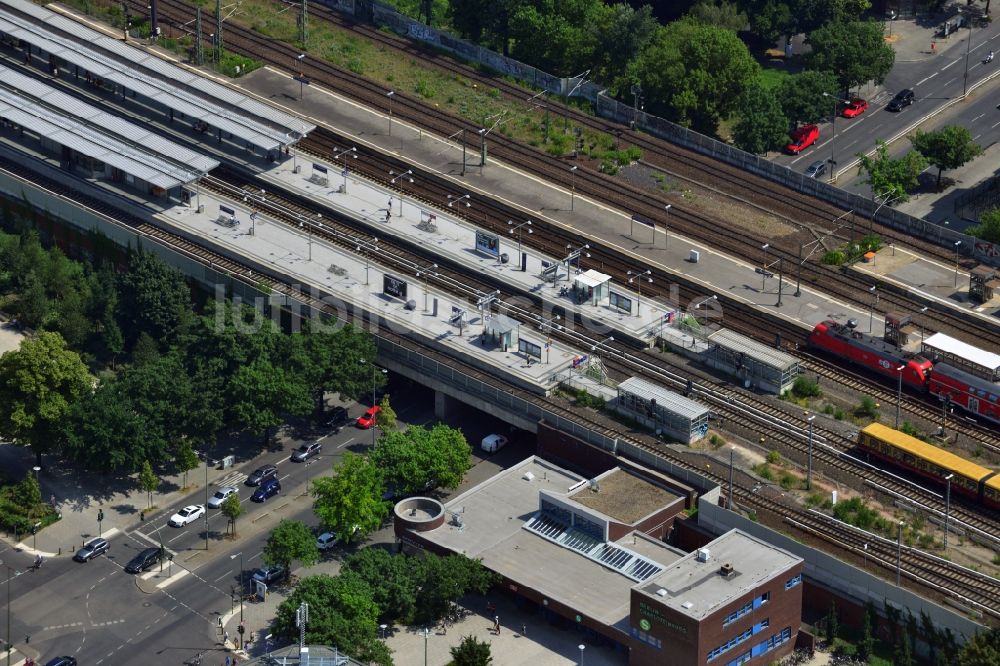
(521, 623), (527, 637)
(494, 615), (501, 635)
(224, 630), (230, 645)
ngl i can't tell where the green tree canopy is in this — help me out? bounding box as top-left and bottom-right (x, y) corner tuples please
(967, 207), (1000, 244)
(138, 460), (158, 509)
(175, 440), (200, 487)
(732, 81), (790, 154)
(371, 424), (473, 495)
(312, 452), (390, 541)
(116, 247), (192, 348)
(303, 325), (381, 407)
(221, 492), (242, 535)
(687, 1), (748, 33)
(375, 394), (398, 434)
(857, 140), (928, 203)
(633, 20), (760, 134)
(910, 125), (983, 191)
(263, 519), (321, 573)
(450, 635), (493, 666)
(342, 547), (419, 624)
(0, 331), (91, 464)
(228, 356), (312, 444)
(778, 70), (841, 125)
(957, 627), (1000, 666)
(740, 0), (872, 42)
(804, 20), (894, 94)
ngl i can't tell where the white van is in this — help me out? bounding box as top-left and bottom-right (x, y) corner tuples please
(481, 434), (508, 454)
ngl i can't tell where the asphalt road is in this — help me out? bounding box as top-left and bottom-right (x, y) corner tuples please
(7, 389), (439, 666)
(772, 23), (1000, 182)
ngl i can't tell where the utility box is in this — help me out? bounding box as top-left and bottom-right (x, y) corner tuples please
(689, 250), (700, 263)
(220, 455), (235, 470)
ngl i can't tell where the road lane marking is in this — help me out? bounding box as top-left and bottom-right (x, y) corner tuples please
(943, 77), (956, 86)
(973, 114), (985, 122)
(155, 568), (190, 588)
(992, 120), (1000, 129)
(941, 58), (960, 70)
(337, 437), (355, 449)
(916, 72), (938, 85)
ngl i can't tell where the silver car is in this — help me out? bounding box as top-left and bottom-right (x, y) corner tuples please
(804, 160), (827, 179)
(207, 486), (238, 509)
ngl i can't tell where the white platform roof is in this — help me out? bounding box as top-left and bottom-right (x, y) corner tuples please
(0, 0), (314, 152)
(617, 377), (710, 420)
(575, 268), (611, 288)
(0, 63), (217, 189)
(923, 332), (1000, 372)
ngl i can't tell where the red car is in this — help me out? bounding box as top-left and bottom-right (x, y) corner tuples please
(841, 98), (868, 118)
(785, 124), (819, 154)
(356, 405), (381, 428)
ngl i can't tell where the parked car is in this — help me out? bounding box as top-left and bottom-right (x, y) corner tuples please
(291, 441), (322, 462)
(887, 89), (915, 111)
(785, 124), (819, 154)
(168, 504), (206, 527)
(356, 405), (381, 429)
(73, 537), (109, 562)
(251, 477), (281, 502)
(316, 532), (340, 550)
(252, 564), (286, 585)
(43, 658), (78, 666)
(481, 433), (508, 454)
(207, 486), (238, 509)
(841, 98), (868, 118)
(323, 406), (349, 430)
(246, 464), (278, 487)
(804, 160), (827, 179)
(125, 547), (163, 574)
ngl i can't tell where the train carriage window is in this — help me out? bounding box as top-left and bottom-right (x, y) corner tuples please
(989, 395), (997, 403)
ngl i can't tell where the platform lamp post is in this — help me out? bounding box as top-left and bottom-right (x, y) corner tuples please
(728, 447), (735, 510)
(627, 269), (652, 317)
(868, 285), (878, 333)
(389, 170), (413, 216)
(895, 365), (906, 429)
(569, 165), (579, 211)
(332, 146), (357, 193)
(953, 240), (962, 287)
(943, 473), (953, 553)
(508, 220), (532, 271)
(663, 204), (671, 249)
(386, 90), (395, 136)
(760, 243), (769, 291)
(806, 415), (815, 490)
(896, 521), (905, 586)
(447, 193), (471, 212)
(295, 54), (306, 100)
(918, 306), (928, 343)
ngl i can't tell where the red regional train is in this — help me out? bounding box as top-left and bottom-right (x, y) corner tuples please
(809, 320), (1000, 426)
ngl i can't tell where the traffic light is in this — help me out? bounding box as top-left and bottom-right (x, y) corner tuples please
(98, 509), (104, 522)
(31, 524), (36, 535)
(238, 623), (245, 635)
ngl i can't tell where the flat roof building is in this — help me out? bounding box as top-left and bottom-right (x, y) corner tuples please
(396, 457), (802, 666)
(616, 377), (711, 444)
(705, 329), (800, 394)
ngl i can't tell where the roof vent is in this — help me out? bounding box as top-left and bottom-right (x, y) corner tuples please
(450, 512), (464, 527)
(720, 563), (734, 577)
(682, 601), (694, 609)
(523, 471), (535, 481)
(656, 588), (668, 597)
(696, 548), (711, 562)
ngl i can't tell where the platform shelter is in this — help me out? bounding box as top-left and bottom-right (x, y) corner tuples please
(922, 332), (1000, 382)
(572, 268), (611, 306)
(615, 376), (710, 444)
(705, 329), (799, 394)
(482, 313), (520, 352)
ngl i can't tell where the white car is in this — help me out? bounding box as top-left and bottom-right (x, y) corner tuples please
(168, 504), (206, 527)
(481, 434), (508, 454)
(316, 532), (340, 550)
(207, 486), (238, 509)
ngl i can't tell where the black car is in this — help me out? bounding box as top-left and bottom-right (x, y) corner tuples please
(246, 464), (278, 486)
(323, 406), (349, 430)
(44, 658), (78, 666)
(887, 89), (914, 111)
(125, 547), (163, 574)
(73, 537), (110, 562)
(291, 441), (322, 462)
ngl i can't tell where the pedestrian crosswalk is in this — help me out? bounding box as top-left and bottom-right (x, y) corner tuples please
(214, 471), (248, 487)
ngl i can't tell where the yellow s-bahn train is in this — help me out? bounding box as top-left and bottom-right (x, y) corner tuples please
(858, 423), (1000, 509)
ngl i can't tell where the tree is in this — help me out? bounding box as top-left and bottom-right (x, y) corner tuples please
(779, 70), (841, 125)
(450, 635), (493, 666)
(857, 141), (928, 203)
(687, 1), (747, 32)
(732, 81), (789, 154)
(957, 627), (1000, 666)
(228, 356), (312, 446)
(412, 553), (497, 624)
(825, 599), (838, 644)
(342, 547), (419, 624)
(175, 440), (200, 488)
(633, 20), (760, 134)
(138, 460), (158, 509)
(967, 207), (1000, 244)
(895, 626), (914, 666)
(300, 324), (380, 414)
(804, 20), (894, 95)
(263, 519), (320, 573)
(371, 424), (473, 496)
(0, 331), (91, 465)
(312, 453), (390, 542)
(858, 604), (875, 662)
(116, 247), (193, 347)
(590, 3), (659, 90)
(15, 472), (42, 511)
(376, 394), (398, 433)
(221, 492), (242, 536)
(910, 126), (983, 191)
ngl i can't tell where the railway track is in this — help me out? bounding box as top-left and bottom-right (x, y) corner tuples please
(107, 0), (1000, 354)
(6, 149), (999, 617)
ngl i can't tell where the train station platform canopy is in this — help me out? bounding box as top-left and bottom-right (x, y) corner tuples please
(922, 332), (1000, 382)
(0, 63), (217, 189)
(0, 0), (314, 153)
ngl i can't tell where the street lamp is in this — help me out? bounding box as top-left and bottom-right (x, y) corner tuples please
(447, 193), (471, 210)
(895, 365), (905, 429)
(943, 474), (953, 553)
(416, 263), (438, 312)
(230, 552), (245, 626)
(422, 627), (432, 666)
(806, 415), (815, 490)
(360, 359), (387, 445)
(627, 269), (652, 317)
(868, 285), (878, 333)
(961, 7), (974, 98)
(822, 92), (851, 179)
(508, 220), (532, 271)
(389, 170), (413, 216)
(919, 306), (928, 343)
(386, 90), (395, 136)
(295, 54), (306, 100)
(569, 165), (578, 211)
(663, 204), (672, 249)
(953, 240), (962, 287)
(896, 521), (905, 586)
(578, 644), (586, 665)
(760, 243), (770, 291)
(379, 624), (388, 640)
(1, 559), (20, 666)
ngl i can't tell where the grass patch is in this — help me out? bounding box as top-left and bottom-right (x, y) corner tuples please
(759, 67), (793, 90)
(752, 463), (774, 481)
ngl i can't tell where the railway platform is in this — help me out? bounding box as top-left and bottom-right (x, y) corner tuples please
(231, 66), (889, 339)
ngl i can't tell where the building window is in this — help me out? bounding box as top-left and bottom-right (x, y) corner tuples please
(785, 574), (802, 590)
(725, 652), (752, 666)
(707, 628), (753, 662)
(752, 591), (770, 609)
(722, 601), (753, 626)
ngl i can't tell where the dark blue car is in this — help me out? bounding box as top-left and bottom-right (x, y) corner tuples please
(251, 477), (281, 502)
